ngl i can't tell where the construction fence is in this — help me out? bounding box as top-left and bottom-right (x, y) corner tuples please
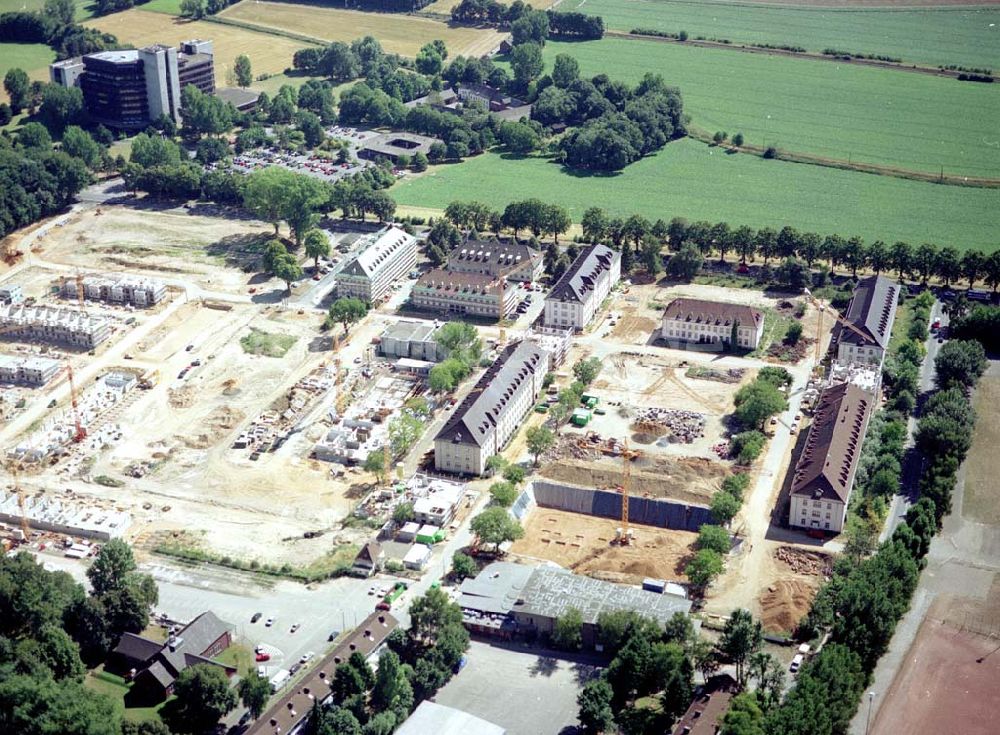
(515, 480), (712, 532)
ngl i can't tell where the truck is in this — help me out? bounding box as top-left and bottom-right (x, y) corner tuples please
(138, 370), (159, 389)
(269, 669), (291, 692)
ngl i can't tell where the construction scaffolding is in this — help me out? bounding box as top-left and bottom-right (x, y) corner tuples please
(61, 274), (167, 308)
(0, 303), (111, 349)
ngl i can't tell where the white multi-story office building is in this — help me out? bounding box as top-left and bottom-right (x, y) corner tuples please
(543, 244), (621, 331)
(660, 298), (765, 350)
(335, 226), (417, 304)
(434, 341), (550, 476)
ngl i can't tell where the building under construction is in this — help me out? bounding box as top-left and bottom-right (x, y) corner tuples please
(62, 274), (167, 308)
(0, 304), (111, 349)
(0, 355), (61, 386)
(0, 491), (131, 541)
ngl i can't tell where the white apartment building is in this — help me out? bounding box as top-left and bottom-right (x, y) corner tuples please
(63, 275), (167, 307)
(410, 270), (517, 320)
(543, 244), (621, 331)
(434, 341), (550, 476)
(335, 226), (417, 304)
(0, 355), (61, 386)
(834, 275), (899, 368)
(660, 298), (765, 350)
(789, 383), (874, 534)
(0, 304), (110, 349)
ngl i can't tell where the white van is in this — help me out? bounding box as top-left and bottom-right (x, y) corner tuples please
(789, 654), (804, 673)
(269, 669), (291, 692)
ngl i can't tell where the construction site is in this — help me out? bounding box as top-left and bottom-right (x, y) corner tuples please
(0, 203), (440, 565)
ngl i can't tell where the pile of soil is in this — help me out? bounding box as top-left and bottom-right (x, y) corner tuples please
(760, 579), (818, 633)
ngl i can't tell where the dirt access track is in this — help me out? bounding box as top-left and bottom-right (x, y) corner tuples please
(510, 508), (698, 586)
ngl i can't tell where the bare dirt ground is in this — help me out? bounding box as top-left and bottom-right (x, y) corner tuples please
(31, 206), (275, 296)
(538, 454), (724, 506)
(758, 546), (831, 633)
(873, 578), (1000, 735)
(510, 508), (698, 585)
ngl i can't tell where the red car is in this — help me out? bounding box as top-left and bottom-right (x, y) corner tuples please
(255, 652), (270, 662)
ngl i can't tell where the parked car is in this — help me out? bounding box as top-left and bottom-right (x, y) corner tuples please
(290, 623), (301, 633)
(299, 652), (314, 664)
(251, 612), (262, 623)
(328, 631), (338, 642)
(257, 665), (267, 677)
(789, 654), (804, 673)
(265, 617), (274, 627)
(255, 652), (270, 662)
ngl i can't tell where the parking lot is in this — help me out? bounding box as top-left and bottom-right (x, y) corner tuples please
(433, 640), (600, 735)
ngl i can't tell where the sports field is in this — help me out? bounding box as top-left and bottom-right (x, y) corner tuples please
(539, 37), (1000, 178)
(583, 0), (1000, 70)
(391, 139), (1000, 249)
(218, 1), (505, 58)
(84, 9), (319, 85)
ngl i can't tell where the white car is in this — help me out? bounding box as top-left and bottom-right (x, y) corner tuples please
(299, 652), (315, 664)
(265, 617), (274, 627)
(257, 665), (267, 677)
(789, 654), (804, 673)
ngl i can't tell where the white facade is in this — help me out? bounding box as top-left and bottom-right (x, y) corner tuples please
(336, 227), (417, 304)
(660, 298), (765, 350)
(543, 244), (621, 331)
(0, 304), (111, 349)
(0, 355), (61, 386)
(434, 341), (549, 476)
(411, 269), (516, 319)
(790, 495), (847, 534)
(64, 275), (167, 307)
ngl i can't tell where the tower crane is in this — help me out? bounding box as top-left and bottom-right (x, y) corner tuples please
(5, 460), (31, 544)
(802, 289), (872, 374)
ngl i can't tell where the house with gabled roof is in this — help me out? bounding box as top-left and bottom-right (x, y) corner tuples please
(111, 611), (234, 702)
(434, 341), (550, 476)
(543, 244), (621, 330)
(833, 275), (898, 367)
(788, 383), (874, 534)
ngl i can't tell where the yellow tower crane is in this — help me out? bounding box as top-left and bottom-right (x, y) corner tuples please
(616, 440), (632, 546)
(802, 289), (873, 374)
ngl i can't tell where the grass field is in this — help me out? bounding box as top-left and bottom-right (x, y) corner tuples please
(582, 0), (1000, 70)
(141, 0), (185, 14)
(84, 668), (166, 724)
(392, 138), (1000, 249)
(539, 38), (1000, 178)
(85, 9), (318, 86)
(0, 0), (93, 19)
(963, 374), (1000, 525)
(218, 0), (505, 58)
(0, 42), (57, 104)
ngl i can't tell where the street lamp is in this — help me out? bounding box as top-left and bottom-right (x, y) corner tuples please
(864, 691), (876, 735)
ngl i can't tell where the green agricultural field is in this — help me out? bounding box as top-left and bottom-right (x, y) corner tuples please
(540, 38), (1000, 178)
(581, 0), (1000, 71)
(0, 0), (94, 20)
(392, 139), (1000, 249)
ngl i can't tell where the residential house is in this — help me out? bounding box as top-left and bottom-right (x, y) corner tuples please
(110, 611), (234, 702)
(671, 674), (739, 735)
(351, 541), (384, 577)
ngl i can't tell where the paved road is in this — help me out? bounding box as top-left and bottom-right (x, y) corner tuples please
(880, 299), (945, 541)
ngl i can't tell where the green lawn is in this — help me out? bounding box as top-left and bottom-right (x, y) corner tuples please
(140, 0), (185, 15)
(539, 38), (1000, 178)
(84, 668), (167, 724)
(0, 41), (57, 81)
(392, 139), (1000, 249)
(581, 0), (1000, 71)
(0, 0), (94, 20)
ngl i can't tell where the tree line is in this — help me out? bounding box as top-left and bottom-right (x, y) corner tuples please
(450, 2), (604, 41)
(0, 0), (121, 59)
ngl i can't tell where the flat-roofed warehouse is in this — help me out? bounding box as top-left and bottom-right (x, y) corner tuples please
(788, 382), (874, 534)
(334, 226), (417, 304)
(434, 341), (549, 476)
(459, 562), (692, 648)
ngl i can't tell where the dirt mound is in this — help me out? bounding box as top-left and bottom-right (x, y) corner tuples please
(760, 579), (818, 633)
(540, 456), (723, 504)
(169, 387), (194, 408)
